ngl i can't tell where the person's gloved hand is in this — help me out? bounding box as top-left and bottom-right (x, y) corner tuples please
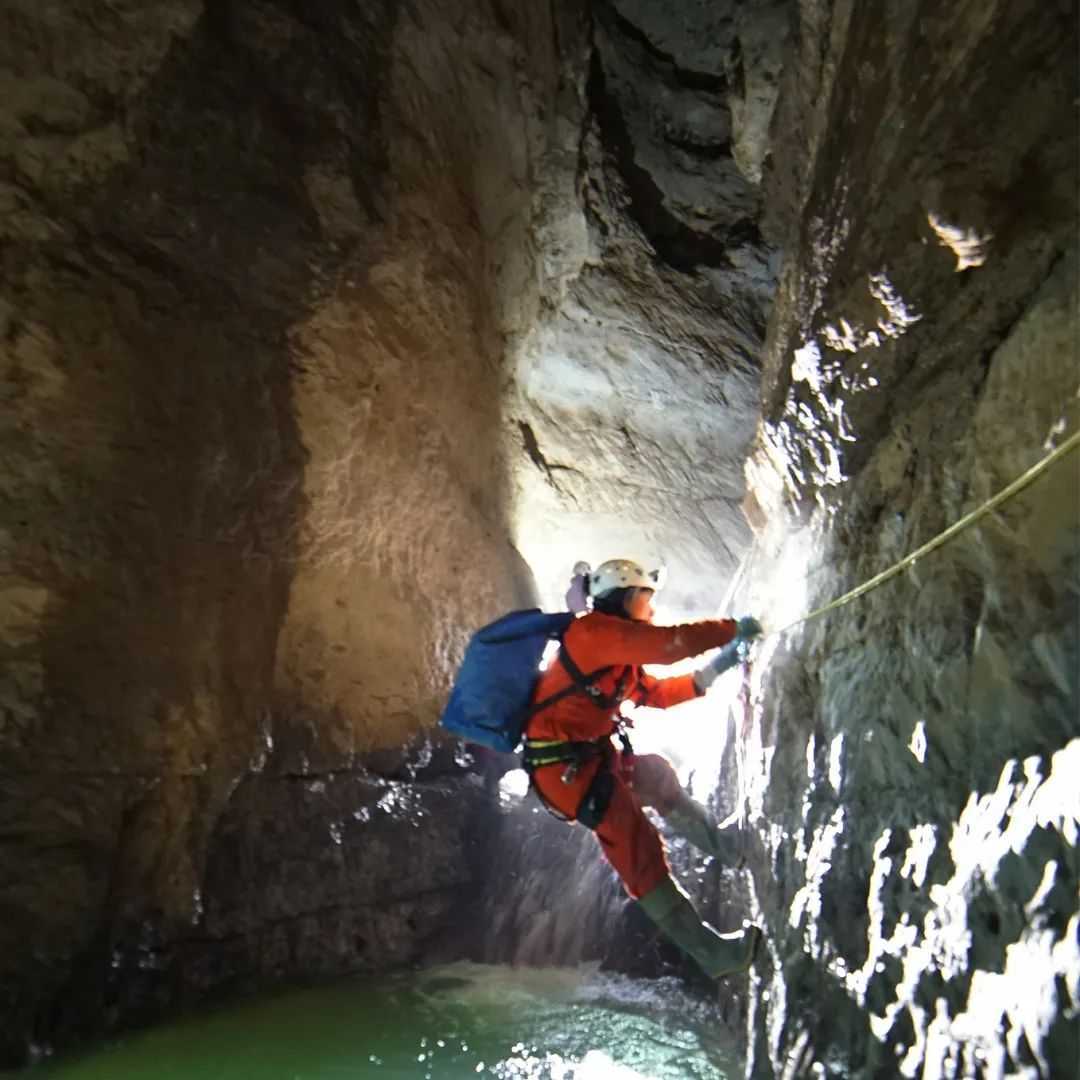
(736, 615), (764, 641)
(693, 639), (743, 693)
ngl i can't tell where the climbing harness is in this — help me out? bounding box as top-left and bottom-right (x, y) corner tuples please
(524, 726), (635, 829)
(575, 763), (618, 830)
(523, 645), (637, 829)
(768, 428), (1080, 639)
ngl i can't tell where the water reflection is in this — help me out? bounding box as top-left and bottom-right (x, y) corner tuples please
(24, 964), (738, 1080)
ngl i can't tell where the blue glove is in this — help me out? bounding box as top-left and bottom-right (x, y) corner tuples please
(693, 639), (743, 692)
(736, 615), (764, 641)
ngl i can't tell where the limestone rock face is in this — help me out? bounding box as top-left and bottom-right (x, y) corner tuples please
(100, 747), (494, 1031)
(0, 0), (569, 1061)
(726, 2), (1079, 1075)
(510, 0), (784, 616)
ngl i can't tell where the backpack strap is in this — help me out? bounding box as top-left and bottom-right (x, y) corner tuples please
(558, 645), (633, 711)
(526, 667), (610, 719)
(525, 639), (633, 721)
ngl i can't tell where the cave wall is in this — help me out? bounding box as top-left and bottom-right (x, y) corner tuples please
(0, 0), (585, 1062)
(509, 0), (786, 617)
(3, 0), (1077, 1071)
(727, 1), (1079, 1075)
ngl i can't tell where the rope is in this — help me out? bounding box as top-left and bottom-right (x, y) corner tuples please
(768, 427), (1080, 639)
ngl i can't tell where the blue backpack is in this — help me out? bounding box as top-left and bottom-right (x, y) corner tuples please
(439, 609), (577, 753)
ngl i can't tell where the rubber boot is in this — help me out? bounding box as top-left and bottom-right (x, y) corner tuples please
(638, 876), (762, 978)
(664, 794), (745, 866)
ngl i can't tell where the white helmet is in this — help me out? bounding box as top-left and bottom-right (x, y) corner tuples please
(589, 558), (665, 599)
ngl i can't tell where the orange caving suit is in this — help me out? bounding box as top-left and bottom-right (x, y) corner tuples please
(525, 610), (737, 899)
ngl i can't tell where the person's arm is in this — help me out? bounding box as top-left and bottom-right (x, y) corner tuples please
(691, 617), (765, 692)
(572, 613), (738, 669)
(632, 670), (701, 710)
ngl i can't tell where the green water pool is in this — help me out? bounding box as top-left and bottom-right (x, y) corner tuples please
(22, 964), (737, 1079)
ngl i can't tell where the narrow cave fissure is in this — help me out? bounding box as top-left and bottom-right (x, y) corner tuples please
(586, 45), (761, 273)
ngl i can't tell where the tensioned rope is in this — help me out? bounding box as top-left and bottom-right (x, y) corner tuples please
(767, 427), (1080, 639)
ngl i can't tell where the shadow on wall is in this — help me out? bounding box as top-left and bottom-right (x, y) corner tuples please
(0, 0), (592, 1059)
(1, 0), (548, 1063)
(0, 2), (340, 1058)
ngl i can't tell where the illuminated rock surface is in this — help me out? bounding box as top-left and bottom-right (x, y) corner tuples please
(1, 0), (1076, 1075)
(725, 3), (1079, 1075)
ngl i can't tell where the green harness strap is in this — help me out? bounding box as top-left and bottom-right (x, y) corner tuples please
(522, 738), (605, 769)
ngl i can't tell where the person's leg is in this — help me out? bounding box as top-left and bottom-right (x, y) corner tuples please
(592, 764), (761, 979)
(624, 753), (682, 815)
(637, 876), (762, 978)
(592, 767), (671, 899)
(632, 753), (745, 865)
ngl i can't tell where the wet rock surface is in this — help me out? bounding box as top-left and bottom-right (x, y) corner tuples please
(1, 0), (553, 1063)
(512, 0), (784, 616)
(466, 772), (628, 971)
(99, 746), (492, 1031)
(727, 1), (1079, 1075)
